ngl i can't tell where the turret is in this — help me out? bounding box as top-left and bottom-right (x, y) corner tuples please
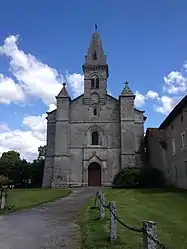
(120, 81), (136, 168)
(56, 82), (71, 121)
(120, 81), (135, 120)
(52, 83), (71, 187)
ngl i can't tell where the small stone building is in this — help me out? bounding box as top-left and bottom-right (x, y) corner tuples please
(145, 95), (187, 189)
(42, 31), (146, 188)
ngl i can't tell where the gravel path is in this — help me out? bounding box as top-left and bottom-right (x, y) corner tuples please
(0, 187), (100, 249)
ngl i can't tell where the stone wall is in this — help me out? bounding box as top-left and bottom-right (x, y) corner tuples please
(119, 95), (145, 168)
(68, 94), (121, 186)
(146, 105), (187, 190)
(43, 92), (145, 187)
(146, 133), (167, 173)
(42, 111), (56, 188)
(134, 110), (145, 166)
(164, 105), (187, 189)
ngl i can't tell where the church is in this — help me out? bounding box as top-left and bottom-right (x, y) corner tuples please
(42, 30), (146, 188)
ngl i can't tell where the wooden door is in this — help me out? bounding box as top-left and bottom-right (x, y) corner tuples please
(88, 162), (101, 186)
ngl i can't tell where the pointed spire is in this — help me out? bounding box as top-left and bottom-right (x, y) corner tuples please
(85, 27), (106, 65)
(121, 81), (134, 96)
(56, 82), (70, 98)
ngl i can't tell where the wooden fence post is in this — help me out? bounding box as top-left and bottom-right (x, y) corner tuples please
(142, 221), (157, 249)
(1, 188), (5, 210)
(109, 201), (117, 241)
(100, 193), (105, 219)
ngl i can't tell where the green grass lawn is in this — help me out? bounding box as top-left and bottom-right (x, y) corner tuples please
(78, 188), (187, 249)
(1, 188), (72, 214)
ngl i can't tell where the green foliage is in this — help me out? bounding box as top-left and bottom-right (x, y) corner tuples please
(112, 166), (165, 188)
(37, 145), (46, 160)
(1, 150), (21, 165)
(112, 167), (141, 188)
(0, 148), (45, 188)
(0, 174), (9, 186)
(29, 159), (44, 187)
(0, 150), (21, 174)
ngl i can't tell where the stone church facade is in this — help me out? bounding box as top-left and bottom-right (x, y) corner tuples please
(42, 31), (146, 188)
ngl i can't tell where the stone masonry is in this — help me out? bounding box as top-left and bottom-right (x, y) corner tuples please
(42, 30), (146, 188)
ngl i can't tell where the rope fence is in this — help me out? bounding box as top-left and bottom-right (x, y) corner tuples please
(90, 191), (168, 249)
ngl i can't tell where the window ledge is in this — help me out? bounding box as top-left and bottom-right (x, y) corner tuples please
(87, 145), (103, 148)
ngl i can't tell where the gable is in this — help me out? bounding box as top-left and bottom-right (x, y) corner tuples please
(106, 94), (119, 103)
(71, 94), (84, 104)
(145, 128), (167, 149)
(159, 95), (187, 129)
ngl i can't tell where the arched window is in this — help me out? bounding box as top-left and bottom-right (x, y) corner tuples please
(96, 78), (99, 88)
(92, 51), (97, 60)
(92, 131), (99, 145)
(93, 108), (97, 116)
(91, 79), (95, 88)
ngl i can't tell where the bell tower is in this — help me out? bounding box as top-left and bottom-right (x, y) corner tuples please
(82, 26), (109, 104)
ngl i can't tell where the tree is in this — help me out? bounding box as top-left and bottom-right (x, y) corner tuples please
(0, 149), (45, 188)
(0, 151), (31, 188)
(30, 159), (44, 187)
(0, 150), (21, 175)
(38, 145), (46, 160)
(0, 150), (21, 168)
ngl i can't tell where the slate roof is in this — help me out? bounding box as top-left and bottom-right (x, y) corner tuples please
(56, 83), (70, 98)
(121, 81), (134, 96)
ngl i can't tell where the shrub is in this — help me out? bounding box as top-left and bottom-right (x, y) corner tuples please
(112, 167), (142, 188)
(112, 167), (165, 189)
(139, 167), (166, 188)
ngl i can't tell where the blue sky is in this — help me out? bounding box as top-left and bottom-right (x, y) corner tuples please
(0, 0), (187, 160)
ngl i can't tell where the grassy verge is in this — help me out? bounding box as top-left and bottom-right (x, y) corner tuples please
(1, 188), (72, 214)
(78, 188), (187, 249)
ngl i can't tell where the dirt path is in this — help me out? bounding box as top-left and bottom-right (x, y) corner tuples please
(0, 187), (100, 249)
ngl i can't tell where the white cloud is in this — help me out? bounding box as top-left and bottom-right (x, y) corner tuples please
(47, 104), (56, 112)
(163, 71), (187, 94)
(0, 128), (45, 161)
(146, 90), (159, 99)
(134, 90), (159, 108)
(134, 91), (146, 107)
(0, 35), (63, 105)
(183, 61), (187, 72)
(134, 88), (180, 115)
(0, 113), (47, 161)
(133, 65), (187, 115)
(0, 35), (84, 105)
(23, 114), (46, 133)
(0, 124), (10, 132)
(0, 74), (24, 104)
(66, 73), (84, 98)
(155, 96), (180, 115)
(156, 65), (187, 114)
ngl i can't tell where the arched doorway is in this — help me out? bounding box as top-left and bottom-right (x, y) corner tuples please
(88, 162), (101, 186)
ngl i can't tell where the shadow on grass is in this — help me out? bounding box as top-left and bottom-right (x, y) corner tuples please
(111, 185), (187, 194)
(136, 187), (187, 195)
